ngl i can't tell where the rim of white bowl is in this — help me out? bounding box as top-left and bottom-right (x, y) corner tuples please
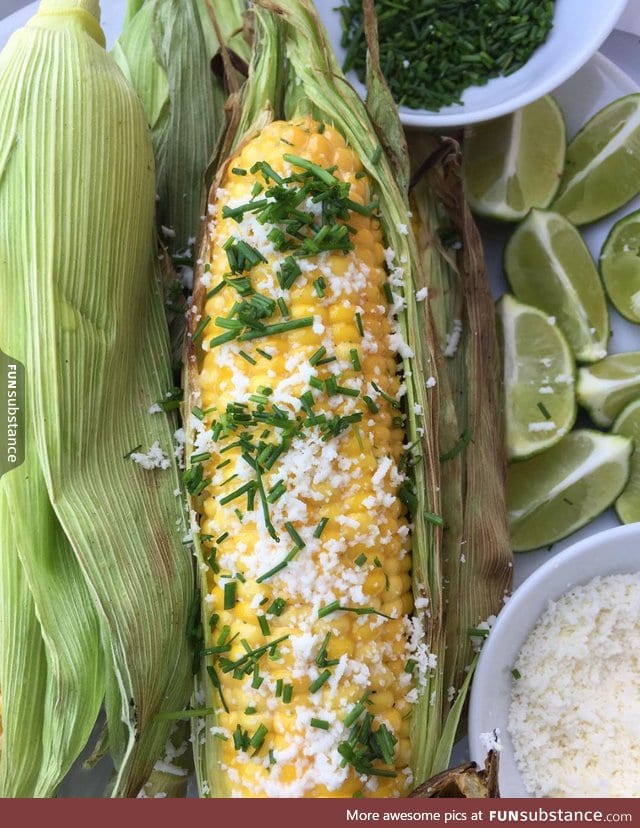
(388, 0), (630, 128)
(468, 522), (640, 795)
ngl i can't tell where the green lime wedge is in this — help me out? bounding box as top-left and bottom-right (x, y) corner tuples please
(577, 352), (640, 427)
(612, 397), (640, 524)
(504, 209), (609, 363)
(507, 430), (632, 552)
(599, 209), (640, 323)
(463, 95), (566, 222)
(551, 93), (640, 226)
(498, 295), (576, 461)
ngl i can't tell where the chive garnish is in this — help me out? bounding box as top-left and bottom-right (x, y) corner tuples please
(355, 311), (364, 336)
(282, 684), (293, 703)
(350, 348), (361, 371)
(206, 665), (229, 713)
(371, 381), (400, 409)
(249, 723), (268, 751)
(239, 350), (257, 365)
(267, 597), (287, 616)
(363, 395), (379, 414)
(223, 582), (236, 610)
(191, 314), (211, 343)
(256, 348), (273, 360)
(123, 444), (142, 460)
(237, 317), (314, 341)
(309, 346), (327, 366)
(231, 167), (247, 176)
(258, 615), (270, 636)
(284, 522), (305, 548)
(424, 511), (444, 526)
(309, 669), (332, 693)
(537, 401), (552, 420)
(354, 553), (367, 567)
(310, 718), (330, 730)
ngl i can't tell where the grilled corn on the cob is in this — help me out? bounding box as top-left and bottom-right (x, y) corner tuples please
(188, 118), (429, 797)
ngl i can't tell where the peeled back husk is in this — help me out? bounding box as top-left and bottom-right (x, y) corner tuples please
(0, 0), (194, 797)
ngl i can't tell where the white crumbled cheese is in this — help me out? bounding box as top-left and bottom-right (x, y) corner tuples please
(470, 614), (496, 652)
(396, 222), (409, 235)
(148, 403), (163, 414)
(479, 729), (502, 754)
(528, 421), (557, 432)
(443, 319), (463, 358)
(415, 287), (428, 302)
(537, 386), (554, 394)
(161, 225), (176, 239)
(425, 376), (437, 388)
(547, 315), (556, 325)
(509, 574), (640, 797)
(402, 59), (410, 68)
(130, 442), (171, 471)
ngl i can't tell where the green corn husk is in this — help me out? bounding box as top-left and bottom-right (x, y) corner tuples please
(187, 0), (477, 796)
(0, 0), (194, 797)
(113, 0), (246, 371)
(408, 135), (513, 698)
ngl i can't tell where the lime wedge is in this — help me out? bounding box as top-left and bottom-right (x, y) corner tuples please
(599, 209), (640, 323)
(577, 352), (640, 427)
(498, 295), (576, 461)
(504, 209), (609, 363)
(551, 93), (640, 226)
(463, 95), (566, 222)
(612, 397), (640, 524)
(507, 430), (632, 552)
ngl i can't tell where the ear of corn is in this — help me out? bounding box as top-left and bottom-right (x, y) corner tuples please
(0, 0), (194, 796)
(185, 0), (470, 797)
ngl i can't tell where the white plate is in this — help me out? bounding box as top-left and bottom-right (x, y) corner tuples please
(468, 523), (640, 797)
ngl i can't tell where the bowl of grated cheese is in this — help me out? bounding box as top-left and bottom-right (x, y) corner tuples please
(468, 523), (640, 798)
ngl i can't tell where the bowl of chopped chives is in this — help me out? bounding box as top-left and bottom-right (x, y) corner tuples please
(468, 522), (640, 797)
(317, 0), (629, 128)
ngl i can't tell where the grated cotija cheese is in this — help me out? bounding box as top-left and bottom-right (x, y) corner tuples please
(509, 573), (640, 797)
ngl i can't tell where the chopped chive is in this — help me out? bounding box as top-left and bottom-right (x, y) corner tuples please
(275, 678), (283, 698)
(373, 557), (382, 568)
(313, 277), (326, 297)
(284, 522), (305, 548)
(404, 658), (417, 674)
(316, 355), (337, 366)
(206, 665), (229, 713)
(249, 723), (268, 751)
(318, 600), (341, 619)
(355, 311), (364, 337)
(440, 427), (474, 461)
(256, 559), (288, 584)
(256, 348), (273, 360)
(245, 706), (257, 715)
(231, 167), (247, 176)
(282, 153), (338, 186)
(309, 346), (327, 366)
(251, 665), (263, 689)
(282, 684), (293, 703)
(192, 314), (211, 343)
(511, 668), (521, 680)
(371, 381), (400, 409)
(267, 597), (287, 616)
(123, 444), (142, 460)
(192, 406), (205, 420)
(237, 316), (314, 341)
(537, 401), (552, 420)
(206, 281), (226, 299)
(424, 511), (444, 526)
(216, 532), (229, 544)
(219, 481), (256, 506)
(210, 330), (238, 348)
(313, 517), (329, 538)
(258, 615), (271, 636)
(363, 395), (379, 414)
(350, 348), (361, 371)
(310, 718), (330, 730)
(354, 553), (367, 567)
(309, 669), (332, 693)
(223, 581), (236, 610)
(277, 297), (289, 318)
(239, 350), (257, 365)
(190, 451), (211, 463)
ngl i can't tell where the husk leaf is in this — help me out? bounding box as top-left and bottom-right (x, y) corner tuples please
(0, 0), (194, 797)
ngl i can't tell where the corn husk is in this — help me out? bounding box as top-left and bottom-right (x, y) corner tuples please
(409, 753), (500, 798)
(187, 0), (475, 796)
(0, 0), (194, 797)
(408, 135), (513, 698)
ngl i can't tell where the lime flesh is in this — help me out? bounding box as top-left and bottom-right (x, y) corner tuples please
(463, 96), (565, 222)
(577, 352), (640, 428)
(504, 209), (609, 363)
(612, 397), (640, 524)
(600, 209), (640, 323)
(498, 294), (576, 461)
(551, 93), (640, 226)
(507, 430), (632, 551)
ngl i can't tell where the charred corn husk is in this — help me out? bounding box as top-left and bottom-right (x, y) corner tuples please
(408, 135), (512, 695)
(0, 0), (193, 796)
(187, 0), (470, 798)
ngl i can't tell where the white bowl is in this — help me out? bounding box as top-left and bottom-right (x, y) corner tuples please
(316, 0), (630, 128)
(468, 523), (640, 798)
